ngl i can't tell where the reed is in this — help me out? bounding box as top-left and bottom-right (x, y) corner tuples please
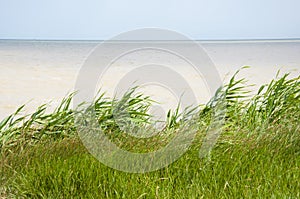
(0, 68), (299, 198)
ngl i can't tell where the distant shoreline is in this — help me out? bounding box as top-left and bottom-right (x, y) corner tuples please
(1, 39), (300, 44)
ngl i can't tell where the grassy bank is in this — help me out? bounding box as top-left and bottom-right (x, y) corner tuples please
(0, 70), (299, 198)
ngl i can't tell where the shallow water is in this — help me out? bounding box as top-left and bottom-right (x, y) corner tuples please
(0, 40), (299, 120)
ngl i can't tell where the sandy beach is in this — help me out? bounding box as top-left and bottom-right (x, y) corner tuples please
(0, 40), (299, 120)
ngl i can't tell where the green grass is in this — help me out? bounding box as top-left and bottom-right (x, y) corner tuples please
(0, 69), (299, 198)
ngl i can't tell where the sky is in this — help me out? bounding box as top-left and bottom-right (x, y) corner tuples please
(0, 0), (300, 40)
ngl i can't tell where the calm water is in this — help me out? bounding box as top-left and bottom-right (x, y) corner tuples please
(0, 40), (299, 120)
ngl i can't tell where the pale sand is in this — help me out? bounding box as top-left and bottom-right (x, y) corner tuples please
(0, 40), (299, 120)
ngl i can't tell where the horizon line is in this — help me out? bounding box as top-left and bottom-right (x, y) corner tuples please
(1, 38), (300, 44)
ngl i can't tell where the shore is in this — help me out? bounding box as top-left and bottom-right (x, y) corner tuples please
(0, 40), (299, 120)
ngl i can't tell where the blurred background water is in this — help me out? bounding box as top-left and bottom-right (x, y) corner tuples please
(0, 40), (299, 120)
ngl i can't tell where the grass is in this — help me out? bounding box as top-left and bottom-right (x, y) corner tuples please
(0, 69), (299, 198)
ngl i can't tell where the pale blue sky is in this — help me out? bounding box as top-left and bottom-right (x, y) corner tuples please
(0, 0), (300, 40)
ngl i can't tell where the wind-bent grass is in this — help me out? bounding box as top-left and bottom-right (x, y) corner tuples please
(0, 69), (299, 198)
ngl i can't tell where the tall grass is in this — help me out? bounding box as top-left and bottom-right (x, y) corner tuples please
(0, 69), (299, 198)
(0, 93), (76, 151)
